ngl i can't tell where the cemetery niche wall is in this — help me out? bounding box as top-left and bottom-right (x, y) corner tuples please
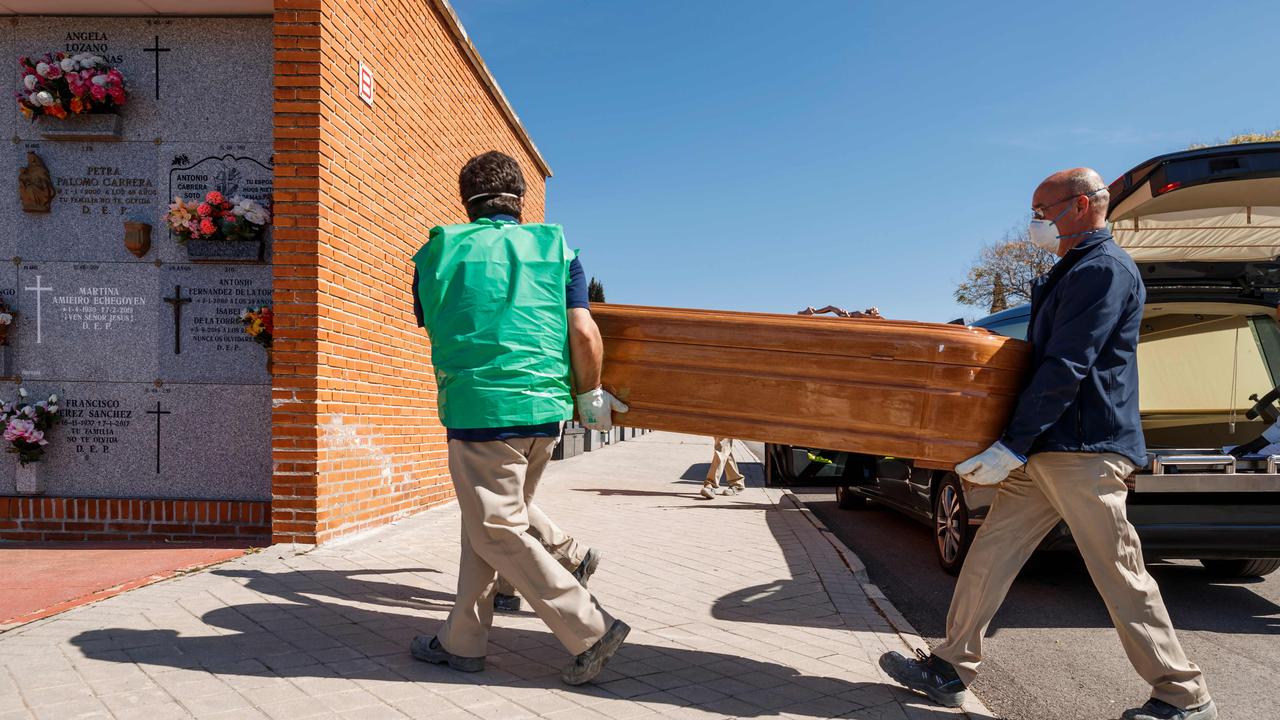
(0, 16), (274, 540)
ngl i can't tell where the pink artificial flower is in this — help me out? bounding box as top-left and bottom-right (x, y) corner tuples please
(187, 219), (201, 237)
(199, 218), (217, 236)
(89, 83), (107, 102)
(107, 86), (125, 105)
(197, 203), (213, 217)
(45, 64), (62, 80)
(107, 68), (123, 84)
(4, 418), (35, 443)
(206, 191), (225, 205)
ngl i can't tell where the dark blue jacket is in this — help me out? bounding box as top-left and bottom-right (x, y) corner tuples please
(999, 229), (1147, 466)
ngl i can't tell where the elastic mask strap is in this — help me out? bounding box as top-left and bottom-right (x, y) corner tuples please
(466, 192), (522, 204)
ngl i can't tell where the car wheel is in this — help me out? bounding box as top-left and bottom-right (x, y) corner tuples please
(1199, 558), (1280, 578)
(933, 473), (974, 576)
(835, 485), (867, 510)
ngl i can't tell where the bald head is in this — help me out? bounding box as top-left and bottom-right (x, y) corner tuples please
(1031, 167), (1110, 254)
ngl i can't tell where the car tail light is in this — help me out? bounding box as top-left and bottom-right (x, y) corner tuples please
(1155, 181), (1182, 195)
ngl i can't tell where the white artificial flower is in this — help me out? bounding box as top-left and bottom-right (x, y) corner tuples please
(35, 62), (50, 77)
(91, 74), (109, 87)
(34, 91), (54, 106)
(48, 405), (58, 415)
(48, 394), (58, 403)
(0, 313), (12, 325)
(59, 58), (75, 73)
(21, 406), (33, 417)
(22, 75), (36, 91)
(18, 388), (28, 398)
(90, 56), (105, 67)
(35, 401), (46, 409)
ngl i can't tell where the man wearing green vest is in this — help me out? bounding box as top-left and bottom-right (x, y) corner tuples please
(409, 151), (631, 686)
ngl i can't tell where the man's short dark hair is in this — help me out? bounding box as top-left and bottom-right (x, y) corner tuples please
(459, 151), (525, 221)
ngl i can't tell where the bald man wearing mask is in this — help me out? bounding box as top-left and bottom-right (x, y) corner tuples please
(880, 169), (1215, 720)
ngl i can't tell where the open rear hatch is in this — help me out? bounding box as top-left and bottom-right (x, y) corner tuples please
(1110, 143), (1280, 493)
(1109, 141), (1280, 263)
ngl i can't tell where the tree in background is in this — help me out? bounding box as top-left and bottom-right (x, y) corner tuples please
(954, 225), (1056, 314)
(588, 277), (606, 303)
(1190, 129), (1280, 148)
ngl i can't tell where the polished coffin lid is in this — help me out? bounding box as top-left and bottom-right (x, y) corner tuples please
(593, 304), (1031, 470)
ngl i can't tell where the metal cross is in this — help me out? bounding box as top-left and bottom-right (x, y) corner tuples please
(163, 284), (191, 354)
(145, 401), (171, 474)
(23, 275), (51, 344)
(142, 35), (171, 100)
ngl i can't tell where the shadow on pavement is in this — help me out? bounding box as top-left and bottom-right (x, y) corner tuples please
(68, 566), (952, 718)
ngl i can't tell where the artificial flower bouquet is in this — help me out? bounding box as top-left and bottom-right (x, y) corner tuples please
(167, 191), (272, 244)
(16, 52), (127, 120)
(241, 306), (273, 349)
(2, 389), (61, 465)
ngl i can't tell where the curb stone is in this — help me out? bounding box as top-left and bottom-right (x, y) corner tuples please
(737, 442), (997, 719)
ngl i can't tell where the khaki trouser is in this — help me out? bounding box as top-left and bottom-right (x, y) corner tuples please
(933, 452), (1209, 709)
(438, 436), (611, 658)
(494, 503), (586, 597)
(705, 437), (744, 487)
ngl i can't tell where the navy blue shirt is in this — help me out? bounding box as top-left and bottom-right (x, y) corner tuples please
(1000, 229), (1148, 466)
(413, 214), (587, 441)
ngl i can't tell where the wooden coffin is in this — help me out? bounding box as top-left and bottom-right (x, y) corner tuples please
(593, 304), (1031, 470)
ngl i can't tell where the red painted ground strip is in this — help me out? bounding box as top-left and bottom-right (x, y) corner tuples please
(0, 542), (252, 628)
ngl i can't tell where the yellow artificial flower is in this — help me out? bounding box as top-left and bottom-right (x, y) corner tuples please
(247, 317), (265, 337)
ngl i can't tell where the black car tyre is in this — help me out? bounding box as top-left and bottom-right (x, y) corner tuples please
(1199, 558), (1280, 578)
(836, 485), (867, 510)
(933, 473), (974, 576)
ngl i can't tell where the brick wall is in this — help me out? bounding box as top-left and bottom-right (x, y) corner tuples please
(0, 497), (270, 543)
(271, 0), (548, 544)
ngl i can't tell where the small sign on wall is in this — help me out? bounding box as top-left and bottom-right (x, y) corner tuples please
(358, 62), (375, 106)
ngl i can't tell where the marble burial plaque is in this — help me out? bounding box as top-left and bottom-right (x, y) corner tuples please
(161, 142), (274, 263)
(9, 141), (161, 263)
(0, 265), (16, 379)
(14, 261), (159, 382)
(160, 264), (272, 384)
(13, 17), (273, 143)
(20, 380), (271, 500)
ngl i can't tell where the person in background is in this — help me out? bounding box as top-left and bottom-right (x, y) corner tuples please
(410, 150), (630, 686)
(879, 168), (1214, 720)
(701, 437), (746, 499)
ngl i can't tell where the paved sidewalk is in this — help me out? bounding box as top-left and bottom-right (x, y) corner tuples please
(0, 433), (992, 719)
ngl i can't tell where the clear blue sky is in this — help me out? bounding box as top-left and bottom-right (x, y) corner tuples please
(453, 1), (1277, 322)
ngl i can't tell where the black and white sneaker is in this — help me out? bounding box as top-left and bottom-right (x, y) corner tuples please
(493, 593), (522, 613)
(572, 548), (602, 588)
(878, 649), (966, 708)
(410, 635), (484, 673)
(561, 619), (630, 686)
(1122, 698), (1218, 720)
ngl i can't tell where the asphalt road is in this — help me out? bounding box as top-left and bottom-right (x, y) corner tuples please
(791, 487), (1280, 720)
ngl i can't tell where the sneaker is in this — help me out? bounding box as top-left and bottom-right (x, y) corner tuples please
(1122, 698), (1218, 720)
(561, 619), (631, 686)
(700, 484), (718, 500)
(878, 649), (966, 708)
(493, 593), (522, 613)
(572, 548), (602, 588)
(724, 483), (746, 495)
(410, 635), (484, 673)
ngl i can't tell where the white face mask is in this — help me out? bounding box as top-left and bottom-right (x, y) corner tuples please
(1027, 203), (1072, 255)
(1028, 218), (1061, 253)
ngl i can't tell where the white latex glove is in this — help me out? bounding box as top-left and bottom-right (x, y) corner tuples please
(955, 442), (1025, 486)
(576, 386), (629, 431)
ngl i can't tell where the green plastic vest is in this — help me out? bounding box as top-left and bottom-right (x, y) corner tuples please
(413, 218), (575, 429)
